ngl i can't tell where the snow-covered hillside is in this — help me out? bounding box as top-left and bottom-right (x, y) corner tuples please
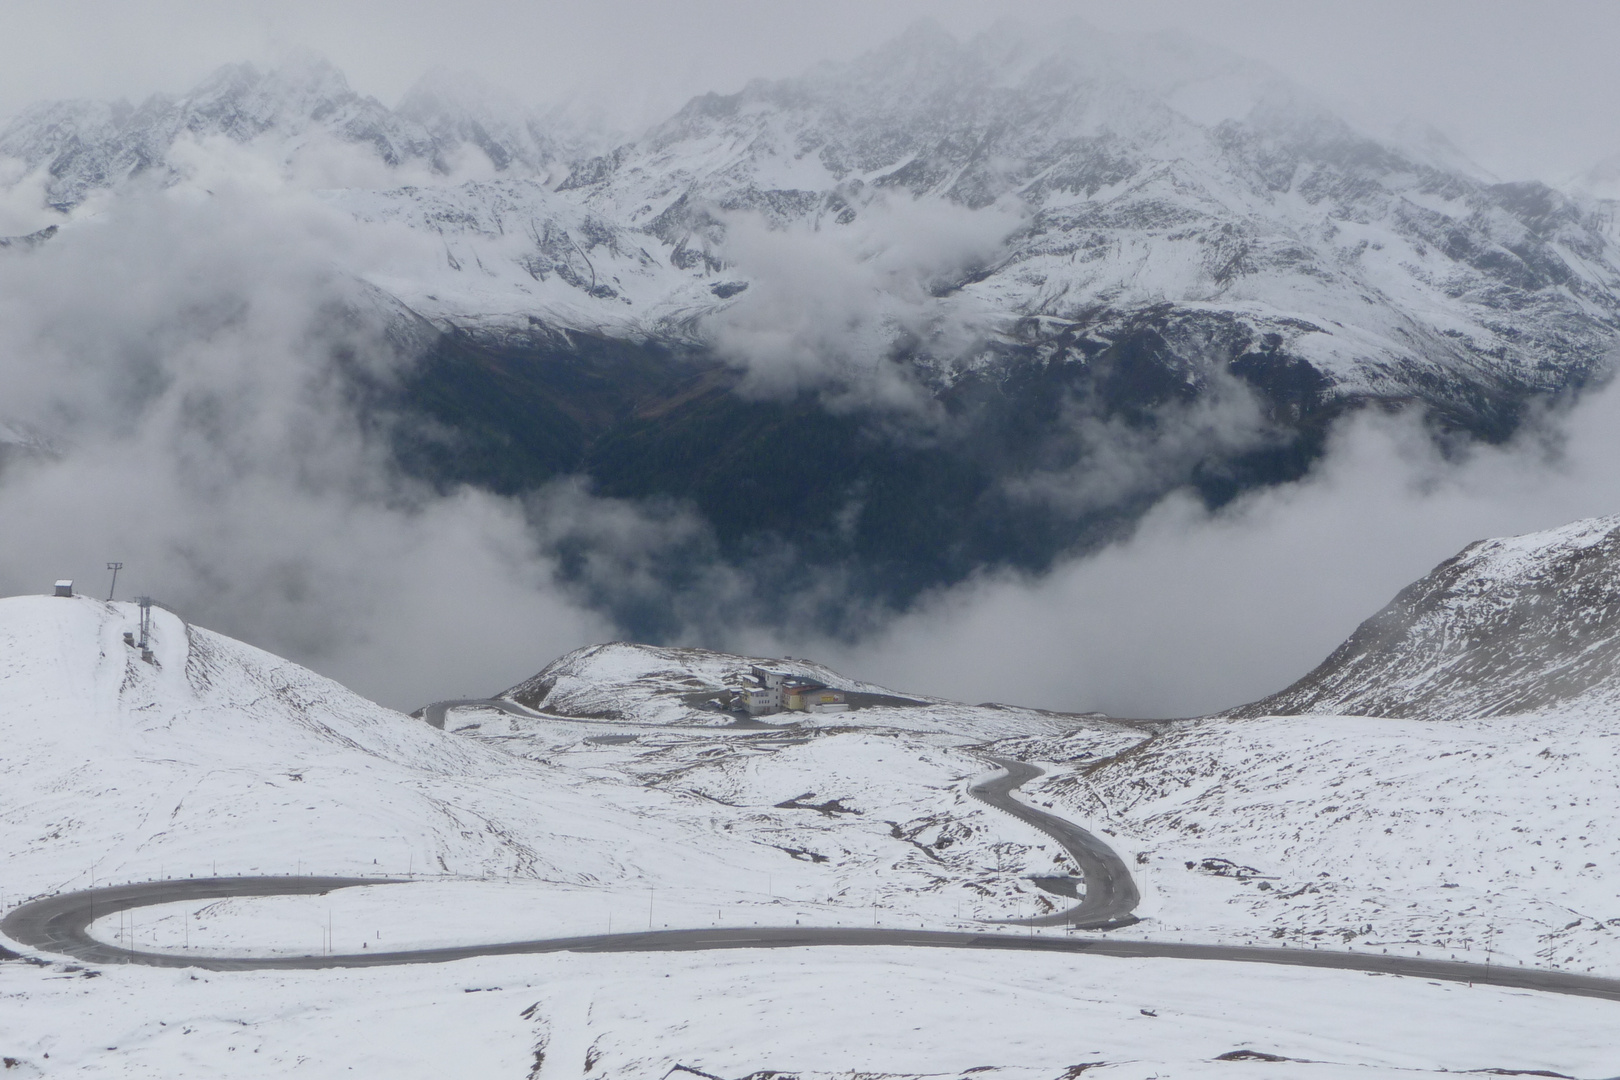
(469, 606), (1620, 978)
(976, 516), (1620, 975)
(1000, 706), (1620, 975)
(0, 594), (1119, 923)
(0, 592), (666, 897)
(3, 588), (1619, 1077)
(1231, 515), (1620, 720)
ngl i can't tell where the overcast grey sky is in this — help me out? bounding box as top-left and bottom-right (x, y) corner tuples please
(2, 0), (1617, 183)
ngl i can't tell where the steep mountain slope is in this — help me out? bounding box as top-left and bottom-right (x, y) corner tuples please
(1228, 515), (1620, 720)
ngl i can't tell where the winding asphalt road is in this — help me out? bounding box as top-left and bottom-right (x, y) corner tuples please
(5, 754), (1619, 1004)
(967, 756), (1138, 929)
(418, 722), (1133, 926)
(5, 875), (1619, 1003)
(418, 698), (521, 730)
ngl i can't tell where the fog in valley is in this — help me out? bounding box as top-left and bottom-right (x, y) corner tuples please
(3, 0), (1620, 714)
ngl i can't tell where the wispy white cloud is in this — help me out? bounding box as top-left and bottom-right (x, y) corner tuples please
(706, 192), (1023, 409)
(0, 185), (610, 708)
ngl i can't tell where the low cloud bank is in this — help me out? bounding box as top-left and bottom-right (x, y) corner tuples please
(785, 391), (1620, 717)
(707, 193), (1023, 409)
(5, 159), (1620, 719)
(0, 184), (610, 709)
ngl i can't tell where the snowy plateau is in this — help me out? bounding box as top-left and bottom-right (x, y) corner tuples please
(3, 515), (1620, 1077)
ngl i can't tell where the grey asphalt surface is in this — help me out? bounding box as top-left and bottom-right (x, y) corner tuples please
(5, 876), (1620, 1004)
(417, 698), (537, 730)
(967, 756), (1139, 929)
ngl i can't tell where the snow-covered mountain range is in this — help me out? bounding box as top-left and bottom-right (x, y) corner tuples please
(0, 55), (578, 208)
(6, 22), (1618, 427)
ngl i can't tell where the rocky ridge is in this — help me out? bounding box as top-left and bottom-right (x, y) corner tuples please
(0, 55), (569, 210)
(1229, 515), (1620, 720)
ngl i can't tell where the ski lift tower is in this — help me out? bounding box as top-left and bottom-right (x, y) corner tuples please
(106, 562), (123, 601)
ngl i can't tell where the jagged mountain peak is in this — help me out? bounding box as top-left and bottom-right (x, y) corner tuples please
(396, 66), (558, 174)
(320, 20), (1620, 440)
(174, 54), (382, 147)
(0, 56), (570, 208)
(604, 18), (1339, 209)
(188, 52), (354, 105)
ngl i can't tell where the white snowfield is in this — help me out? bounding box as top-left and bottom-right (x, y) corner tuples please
(1006, 708), (1620, 972)
(1, 593), (1617, 1078)
(0, 596), (1091, 927)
